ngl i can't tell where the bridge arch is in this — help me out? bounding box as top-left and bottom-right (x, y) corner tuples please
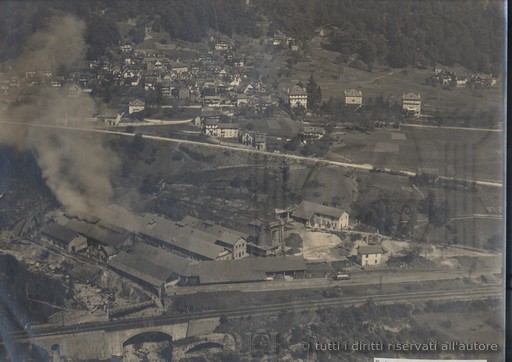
(185, 341), (225, 354)
(122, 331), (173, 348)
(122, 331), (173, 361)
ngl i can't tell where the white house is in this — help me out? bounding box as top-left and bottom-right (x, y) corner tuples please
(288, 85), (308, 109)
(128, 99), (145, 114)
(402, 92), (421, 116)
(292, 200), (349, 231)
(216, 123), (239, 139)
(357, 245), (384, 266)
(344, 88), (363, 106)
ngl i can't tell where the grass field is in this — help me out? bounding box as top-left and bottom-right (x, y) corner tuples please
(329, 126), (503, 182)
(287, 165), (355, 210)
(238, 108), (301, 138)
(414, 217), (501, 249)
(281, 35), (503, 112)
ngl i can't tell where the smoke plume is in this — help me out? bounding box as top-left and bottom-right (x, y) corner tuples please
(0, 14), (119, 215)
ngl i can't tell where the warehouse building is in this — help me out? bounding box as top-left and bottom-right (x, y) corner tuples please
(292, 200), (349, 231)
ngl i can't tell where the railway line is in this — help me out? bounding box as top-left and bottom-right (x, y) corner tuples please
(9, 284), (501, 341)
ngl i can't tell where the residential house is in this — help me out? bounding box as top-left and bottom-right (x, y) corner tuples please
(301, 126), (325, 141)
(177, 86), (190, 100)
(216, 123), (240, 138)
(128, 99), (145, 114)
(203, 95), (222, 107)
(224, 51), (234, 61)
(152, 60), (164, 71)
(357, 245), (384, 266)
(272, 33), (288, 49)
(203, 118), (219, 136)
(288, 85), (308, 108)
(214, 41), (231, 51)
(51, 79), (63, 88)
(240, 130), (267, 151)
(455, 77), (468, 88)
(236, 94), (248, 107)
(233, 58), (245, 68)
(244, 83), (255, 94)
(402, 92), (421, 116)
(161, 83), (172, 98)
(169, 62), (189, 75)
(101, 109), (123, 126)
(344, 88), (363, 106)
(254, 133), (267, 151)
(120, 42), (133, 53)
(292, 200), (349, 231)
(471, 74), (497, 88)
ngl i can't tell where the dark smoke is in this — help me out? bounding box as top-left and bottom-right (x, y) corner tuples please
(0, 14), (120, 215)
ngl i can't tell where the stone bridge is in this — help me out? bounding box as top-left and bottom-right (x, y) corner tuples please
(18, 317), (221, 361)
(172, 333), (235, 360)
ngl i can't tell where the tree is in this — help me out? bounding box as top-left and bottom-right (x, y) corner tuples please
(129, 133), (146, 156)
(306, 74), (322, 109)
(418, 191), (451, 227)
(358, 40), (377, 65)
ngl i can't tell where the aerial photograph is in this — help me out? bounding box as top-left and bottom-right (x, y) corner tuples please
(0, 1), (505, 361)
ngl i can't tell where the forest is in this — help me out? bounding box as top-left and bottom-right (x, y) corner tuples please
(0, 1), (504, 73)
(257, 0), (504, 73)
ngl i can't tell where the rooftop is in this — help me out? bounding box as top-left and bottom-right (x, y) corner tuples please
(65, 218), (130, 249)
(136, 214), (228, 260)
(108, 242), (190, 288)
(181, 216), (249, 246)
(293, 200), (347, 220)
(41, 222), (79, 244)
(344, 89), (363, 97)
(402, 92), (421, 100)
(187, 256), (307, 284)
(129, 99), (145, 106)
(303, 126), (325, 134)
(288, 85), (307, 95)
(217, 123), (239, 129)
(357, 245), (384, 255)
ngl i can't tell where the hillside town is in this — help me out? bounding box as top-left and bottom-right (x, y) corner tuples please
(0, 1), (504, 361)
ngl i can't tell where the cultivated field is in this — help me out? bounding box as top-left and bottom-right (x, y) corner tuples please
(329, 126), (503, 182)
(415, 218), (502, 249)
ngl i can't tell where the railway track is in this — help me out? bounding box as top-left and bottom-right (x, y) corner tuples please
(10, 284), (501, 341)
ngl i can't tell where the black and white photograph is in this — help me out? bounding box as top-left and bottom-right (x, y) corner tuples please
(0, 1), (506, 361)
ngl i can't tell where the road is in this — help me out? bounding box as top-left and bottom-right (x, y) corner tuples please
(0, 121), (502, 187)
(8, 284), (500, 342)
(401, 123), (503, 133)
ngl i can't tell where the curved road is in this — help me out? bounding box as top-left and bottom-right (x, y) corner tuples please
(0, 121), (502, 187)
